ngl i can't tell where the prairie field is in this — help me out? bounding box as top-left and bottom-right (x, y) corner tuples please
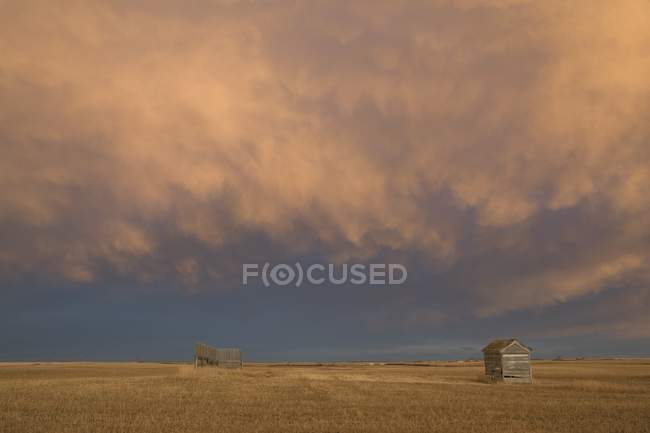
(1, 360), (650, 433)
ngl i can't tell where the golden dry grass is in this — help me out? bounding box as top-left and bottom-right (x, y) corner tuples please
(1, 360), (650, 433)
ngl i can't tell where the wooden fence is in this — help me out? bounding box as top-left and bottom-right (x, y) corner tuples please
(194, 343), (242, 368)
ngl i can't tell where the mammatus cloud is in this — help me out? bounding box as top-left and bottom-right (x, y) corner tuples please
(1, 1), (649, 335)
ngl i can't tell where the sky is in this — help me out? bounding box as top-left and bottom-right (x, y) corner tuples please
(1, 0), (650, 361)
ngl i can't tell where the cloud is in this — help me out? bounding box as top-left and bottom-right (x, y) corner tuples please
(1, 0), (650, 337)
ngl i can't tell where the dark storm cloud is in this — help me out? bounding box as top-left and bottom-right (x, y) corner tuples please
(1, 0), (650, 359)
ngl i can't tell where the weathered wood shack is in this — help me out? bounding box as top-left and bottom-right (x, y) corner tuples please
(482, 339), (532, 383)
(194, 343), (242, 368)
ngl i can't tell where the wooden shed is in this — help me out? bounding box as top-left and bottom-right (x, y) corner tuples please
(194, 343), (242, 368)
(482, 339), (532, 383)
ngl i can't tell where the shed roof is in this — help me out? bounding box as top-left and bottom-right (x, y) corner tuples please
(482, 339), (532, 353)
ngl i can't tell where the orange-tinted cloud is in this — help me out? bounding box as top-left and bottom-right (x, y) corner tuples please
(1, 0), (649, 335)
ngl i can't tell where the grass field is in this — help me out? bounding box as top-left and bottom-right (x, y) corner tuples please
(1, 360), (650, 433)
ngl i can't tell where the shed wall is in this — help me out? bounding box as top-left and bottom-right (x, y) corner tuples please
(194, 344), (242, 368)
(501, 353), (531, 383)
(483, 352), (501, 377)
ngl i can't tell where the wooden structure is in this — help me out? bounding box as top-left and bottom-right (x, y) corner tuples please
(194, 343), (242, 368)
(482, 339), (532, 383)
